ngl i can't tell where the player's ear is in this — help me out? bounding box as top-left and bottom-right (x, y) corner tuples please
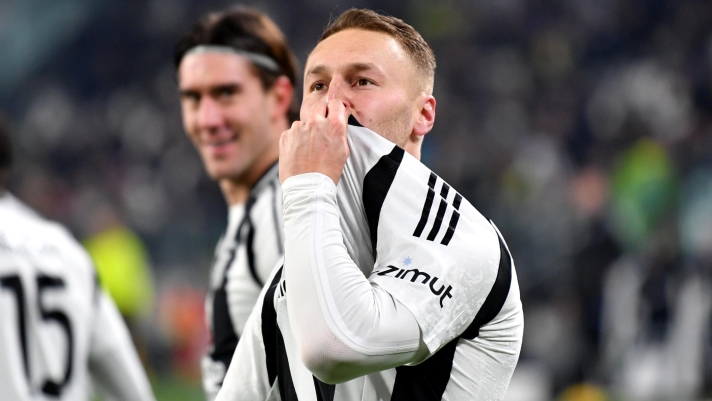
(412, 94), (436, 138)
(268, 76), (294, 121)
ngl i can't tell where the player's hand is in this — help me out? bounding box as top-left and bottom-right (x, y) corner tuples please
(279, 99), (350, 185)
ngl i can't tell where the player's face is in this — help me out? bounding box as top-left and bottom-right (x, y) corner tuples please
(178, 52), (278, 182)
(303, 29), (422, 147)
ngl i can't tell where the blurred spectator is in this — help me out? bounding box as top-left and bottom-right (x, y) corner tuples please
(83, 201), (154, 322)
(158, 285), (208, 382)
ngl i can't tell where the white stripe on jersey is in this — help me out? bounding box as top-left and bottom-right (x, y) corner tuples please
(0, 192), (154, 401)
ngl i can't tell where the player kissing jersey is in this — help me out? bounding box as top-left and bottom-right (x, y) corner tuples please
(0, 192), (155, 401)
(217, 119), (523, 401)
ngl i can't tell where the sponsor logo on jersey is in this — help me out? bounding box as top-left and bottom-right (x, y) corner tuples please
(374, 265), (453, 308)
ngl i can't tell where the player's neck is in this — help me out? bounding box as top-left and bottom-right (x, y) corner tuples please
(220, 180), (250, 205)
(404, 137), (423, 160)
(220, 156), (279, 205)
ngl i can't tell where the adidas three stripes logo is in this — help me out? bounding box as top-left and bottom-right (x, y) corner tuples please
(413, 173), (461, 246)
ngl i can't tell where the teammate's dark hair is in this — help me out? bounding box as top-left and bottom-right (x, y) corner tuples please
(0, 114), (12, 188)
(319, 8), (436, 94)
(174, 6), (299, 122)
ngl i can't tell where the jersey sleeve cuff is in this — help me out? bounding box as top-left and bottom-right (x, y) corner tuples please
(282, 173), (337, 194)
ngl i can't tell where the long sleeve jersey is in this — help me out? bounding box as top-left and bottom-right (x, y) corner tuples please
(217, 119), (523, 401)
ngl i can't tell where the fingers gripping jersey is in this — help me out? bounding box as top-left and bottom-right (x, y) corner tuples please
(217, 121), (523, 401)
(0, 193), (155, 401)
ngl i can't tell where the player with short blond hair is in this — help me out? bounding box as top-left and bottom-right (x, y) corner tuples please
(218, 8), (523, 401)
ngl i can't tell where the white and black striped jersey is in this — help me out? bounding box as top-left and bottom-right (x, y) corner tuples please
(216, 118), (523, 401)
(0, 192), (155, 401)
(202, 163), (284, 400)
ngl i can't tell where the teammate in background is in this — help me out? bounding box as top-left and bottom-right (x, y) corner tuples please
(173, 7), (297, 399)
(217, 9), (523, 401)
(0, 118), (155, 400)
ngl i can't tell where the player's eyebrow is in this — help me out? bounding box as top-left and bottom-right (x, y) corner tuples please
(179, 82), (243, 98)
(306, 64), (329, 76)
(306, 62), (380, 77)
(209, 83), (242, 96)
(348, 62), (378, 72)
(179, 88), (198, 98)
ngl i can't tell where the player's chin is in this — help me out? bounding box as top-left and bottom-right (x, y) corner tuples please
(204, 161), (238, 181)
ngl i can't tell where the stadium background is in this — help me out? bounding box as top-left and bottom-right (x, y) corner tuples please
(2, 0), (712, 400)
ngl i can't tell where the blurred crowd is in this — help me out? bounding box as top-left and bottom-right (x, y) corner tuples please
(2, 0), (712, 400)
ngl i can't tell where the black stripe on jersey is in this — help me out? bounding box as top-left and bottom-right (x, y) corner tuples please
(461, 232), (513, 340)
(363, 145), (405, 259)
(244, 161), (279, 288)
(391, 337), (459, 401)
(209, 217), (246, 367)
(261, 267), (298, 400)
(270, 179), (284, 255)
(313, 376), (336, 401)
(261, 267), (282, 385)
(211, 287), (239, 367)
(426, 183), (450, 241)
(348, 115), (364, 127)
(440, 194), (462, 246)
(243, 196), (264, 288)
(277, 327), (299, 401)
(413, 173), (437, 237)
(414, 176), (463, 246)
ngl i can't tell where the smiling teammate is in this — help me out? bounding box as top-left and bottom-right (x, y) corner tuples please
(174, 7), (297, 399)
(217, 8), (523, 401)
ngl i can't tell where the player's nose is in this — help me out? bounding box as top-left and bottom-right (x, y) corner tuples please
(196, 97), (224, 130)
(325, 79), (352, 109)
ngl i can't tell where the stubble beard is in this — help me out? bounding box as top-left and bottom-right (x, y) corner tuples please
(371, 109), (413, 149)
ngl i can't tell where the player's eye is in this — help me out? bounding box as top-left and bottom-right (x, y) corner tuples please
(355, 78), (372, 87)
(217, 87), (236, 98)
(181, 92), (200, 104)
(311, 82), (326, 92)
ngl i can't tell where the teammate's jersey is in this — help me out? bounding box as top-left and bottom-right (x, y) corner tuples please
(0, 192), (155, 401)
(217, 119), (523, 401)
(202, 163), (284, 400)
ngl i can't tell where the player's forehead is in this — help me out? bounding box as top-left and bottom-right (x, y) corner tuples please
(305, 29), (413, 76)
(178, 52), (258, 89)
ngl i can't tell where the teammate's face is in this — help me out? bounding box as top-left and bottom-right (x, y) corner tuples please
(178, 52), (278, 182)
(303, 29), (423, 148)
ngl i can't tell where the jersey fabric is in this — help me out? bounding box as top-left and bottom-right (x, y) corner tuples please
(217, 119), (523, 401)
(202, 162), (284, 400)
(0, 192), (155, 401)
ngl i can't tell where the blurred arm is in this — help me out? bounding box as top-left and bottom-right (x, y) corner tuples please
(88, 290), (156, 401)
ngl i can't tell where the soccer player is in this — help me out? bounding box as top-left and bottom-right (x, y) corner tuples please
(173, 7), (298, 399)
(216, 8), (524, 401)
(0, 119), (155, 400)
